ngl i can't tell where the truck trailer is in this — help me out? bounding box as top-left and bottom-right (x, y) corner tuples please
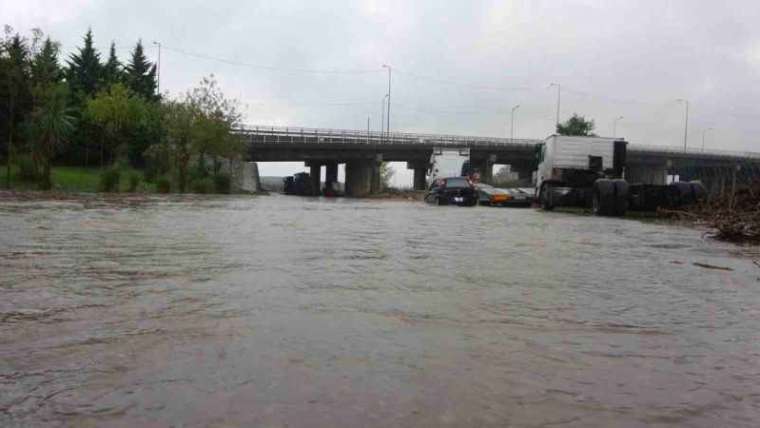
(535, 135), (705, 216)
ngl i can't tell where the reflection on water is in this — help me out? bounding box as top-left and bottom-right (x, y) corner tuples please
(1, 194), (759, 427)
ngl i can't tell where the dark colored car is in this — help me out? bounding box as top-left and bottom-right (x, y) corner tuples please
(424, 177), (478, 206)
(283, 172), (314, 195)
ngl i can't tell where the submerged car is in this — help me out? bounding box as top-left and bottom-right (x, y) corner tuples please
(424, 177), (478, 206)
(475, 184), (534, 207)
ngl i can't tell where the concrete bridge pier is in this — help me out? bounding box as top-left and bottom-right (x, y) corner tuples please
(307, 162), (322, 195)
(511, 163), (535, 185)
(370, 160), (382, 194)
(407, 161), (428, 190)
(474, 155), (495, 184)
(325, 161), (338, 193)
(345, 159), (375, 197)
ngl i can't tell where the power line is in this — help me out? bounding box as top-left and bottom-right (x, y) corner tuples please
(161, 45), (384, 75)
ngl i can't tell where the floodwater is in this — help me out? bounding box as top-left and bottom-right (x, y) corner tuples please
(1, 194), (759, 427)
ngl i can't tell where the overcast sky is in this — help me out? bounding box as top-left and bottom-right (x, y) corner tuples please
(5, 0), (760, 185)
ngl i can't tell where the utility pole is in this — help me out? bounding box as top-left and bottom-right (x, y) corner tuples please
(152, 41), (162, 95)
(380, 94), (388, 139)
(510, 105), (520, 142)
(701, 127), (713, 152)
(382, 64), (392, 138)
(676, 98), (689, 151)
(613, 116), (624, 137)
(549, 83), (561, 132)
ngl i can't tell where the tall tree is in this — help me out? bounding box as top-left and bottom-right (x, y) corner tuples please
(125, 40), (157, 100)
(28, 83), (75, 189)
(86, 83), (146, 166)
(30, 37), (62, 93)
(556, 114), (596, 137)
(66, 29), (102, 101)
(3, 31), (33, 188)
(102, 42), (123, 87)
(186, 75), (243, 177)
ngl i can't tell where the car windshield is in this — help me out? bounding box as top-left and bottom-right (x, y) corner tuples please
(445, 177), (470, 188)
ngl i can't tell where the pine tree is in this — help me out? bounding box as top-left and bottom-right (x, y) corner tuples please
(125, 40), (157, 100)
(66, 29), (102, 100)
(102, 42), (123, 87)
(3, 33), (33, 187)
(31, 38), (62, 91)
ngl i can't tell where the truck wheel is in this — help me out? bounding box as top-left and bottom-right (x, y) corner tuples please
(437, 196), (447, 206)
(540, 183), (555, 211)
(593, 179), (615, 216)
(612, 179), (629, 216)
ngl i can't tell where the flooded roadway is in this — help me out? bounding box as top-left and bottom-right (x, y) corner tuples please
(1, 194), (759, 427)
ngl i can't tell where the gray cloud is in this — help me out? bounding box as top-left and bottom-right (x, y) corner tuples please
(7, 0), (760, 183)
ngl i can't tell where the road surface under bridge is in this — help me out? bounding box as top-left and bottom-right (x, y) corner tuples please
(239, 125), (760, 197)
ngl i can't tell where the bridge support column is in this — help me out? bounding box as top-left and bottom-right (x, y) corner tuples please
(407, 161), (428, 190)
(370, 161), (382, 194)
(307, 162), (322, 196)
(324, 161), (338, 194)
(345, 159), (373, 197)
(475, 155), (495, 184)
(511, 163), (534, 185)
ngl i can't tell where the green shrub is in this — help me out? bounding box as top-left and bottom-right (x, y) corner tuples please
(98, 168), (121, 192)
(16, 155), (37, 181)
(190, 177), (214, 194)
(214, 173), (232, 194)
(156, 176), (171, 194)
(128, 173), (141, 192)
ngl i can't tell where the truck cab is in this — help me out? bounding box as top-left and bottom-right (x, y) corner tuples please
(535, 135), (628, 215)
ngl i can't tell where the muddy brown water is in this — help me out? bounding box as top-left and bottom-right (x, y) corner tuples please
(1, 194), (759, 427)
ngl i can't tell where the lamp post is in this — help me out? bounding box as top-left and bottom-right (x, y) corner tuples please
(702, 127), (713, 152)
(510, 104), (520, 142)
(380, 94), (388, 138)
(382, 64), (392, 138)
(676, 98), (689, 151)
(613, 116), (624, 137)
(549, 83), (560, 131)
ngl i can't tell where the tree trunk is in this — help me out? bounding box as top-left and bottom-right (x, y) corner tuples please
(6, 109), (13, 189)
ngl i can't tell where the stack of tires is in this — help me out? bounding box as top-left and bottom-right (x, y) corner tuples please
(592, 179), (629, 216)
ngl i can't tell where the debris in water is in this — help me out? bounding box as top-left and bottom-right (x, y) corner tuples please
(693, 262), (733, 271)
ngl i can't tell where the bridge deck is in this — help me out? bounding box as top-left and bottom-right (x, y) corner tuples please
(239, 125), (760, 164)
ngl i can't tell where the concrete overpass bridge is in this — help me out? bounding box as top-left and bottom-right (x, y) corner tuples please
(239, 125), (760, 196)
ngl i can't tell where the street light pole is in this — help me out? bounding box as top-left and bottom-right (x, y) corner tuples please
(152, 41), (161, 95)
(380, 94), (388, 137)
(382, 64), (392, 138)
(510, 104), (520, 142)
(676, 98), (689, 151)
(613, 116), (624, 137)
(549, 83), (560, 132)
(702, 127), (713, 152)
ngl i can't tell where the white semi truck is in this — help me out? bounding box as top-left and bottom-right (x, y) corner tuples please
(535, 135), (705, 216)
(428, 148), (471, 186)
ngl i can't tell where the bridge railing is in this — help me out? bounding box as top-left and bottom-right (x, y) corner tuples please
(235, 124), (540, 147)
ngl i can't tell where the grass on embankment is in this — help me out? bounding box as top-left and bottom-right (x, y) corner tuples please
(3, 165), (154, 193)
